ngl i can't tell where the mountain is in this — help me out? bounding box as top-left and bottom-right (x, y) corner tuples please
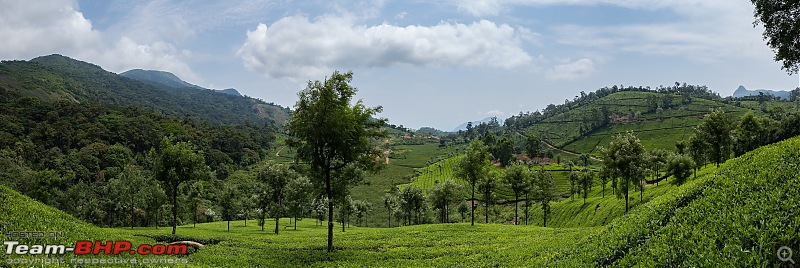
(452, 116), (500, 132)
(218, 88), (242, 96)
(732, 85), (791, 99)
(120, 69), (202, 89)
(120, 69), (243, 96)
(0, 54), (289, 126)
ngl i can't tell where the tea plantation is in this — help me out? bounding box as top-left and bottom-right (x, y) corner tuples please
(3, 135), (799, 266)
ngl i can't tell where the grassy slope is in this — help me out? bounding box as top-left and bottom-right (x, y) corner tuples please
(525, 91), (755, 155)
(126, 219), (598, 267)
(0, 185), (166, 265)
(5, 134), (799, 267)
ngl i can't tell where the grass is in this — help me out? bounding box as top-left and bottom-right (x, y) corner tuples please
(123, 219), (599, 267)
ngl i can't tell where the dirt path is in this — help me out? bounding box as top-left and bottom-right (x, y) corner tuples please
(514, 130), (602, 162)
(275, 146), (285, 157)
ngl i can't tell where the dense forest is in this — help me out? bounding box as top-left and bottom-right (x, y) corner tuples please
(0, 88), (275, 227)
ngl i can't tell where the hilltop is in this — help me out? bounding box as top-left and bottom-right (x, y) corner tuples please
(732, 85), (792, 99)
(120, 69), (243, 96)
(0, 54), (287, 126)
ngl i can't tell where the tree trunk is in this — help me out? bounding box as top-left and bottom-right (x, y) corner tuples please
(625, 182), (629, 213)
(471, 185), (475, 226)
(294, 217), (297, 230)
(485, 203), (489, 224)
(514, 195), (519, 225)
(275, 216), (279, 235)
(193, 202), (197, 228)
(171, 186), (178, 235)
(227, 220), (230, 232)
(326, 170), (334, 252)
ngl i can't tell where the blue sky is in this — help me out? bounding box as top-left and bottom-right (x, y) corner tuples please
(1, 0), (797, 130)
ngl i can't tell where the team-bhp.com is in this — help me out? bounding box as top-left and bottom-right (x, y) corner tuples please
(3, 240), (189, 265)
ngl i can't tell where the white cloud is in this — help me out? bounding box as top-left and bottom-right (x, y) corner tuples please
(0, 0), (201, 84)
(237, 15), (536, 80)
(546, 58), (595, 81)
(485, 110), (506, 116)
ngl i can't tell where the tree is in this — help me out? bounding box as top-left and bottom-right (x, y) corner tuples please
(598, 165), (611, 198)
(285, 176), (313, 230)
(399, 185), (426, 225)
(733, 112), (765, 156)
(666, 153), (694, 185)
(493, 136), (514, 166)
(531, 167), (556, 227)
(687, 135), (707, 178)
(257, 162), (297, 235)
(502, 162), (531, 225)
(454, 140), (491, 226)
(577, 167), (594, 205)
(219, 185), (239, 232)
(457, 201), (469, 223)
(526, 134), (542, 159)
(107, 164), (160, 229)
(696, 108), (734, 167)
(154, 137), (210, 235)
(284, 71), (387, 252)
(429, 180), (464, 223)
(647, 148), (669, 187)
(382, 192), (398, 227)
(352, 200), (372, 227)
(600, 132), (646, 213)
(479, 172), (498, 223)
(751, 0), (800, 74)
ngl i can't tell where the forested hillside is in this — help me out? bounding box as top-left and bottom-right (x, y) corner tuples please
(0, 54), (289, 126)
(0, 88), (274, 227)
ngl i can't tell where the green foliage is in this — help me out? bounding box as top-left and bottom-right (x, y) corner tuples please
(284, 70), (387, 252)
(751, 0), (800, 74)
(454, 140), (491, 226)
(600, 132), (646, 213)
(428, 180), (463, 223)
(531, 167), (557, 227)
(155, 137), (211, 234)
(695, 108), (735, 167)
(0, 55), (289, 126)
(399, 185), (427, 225)
(666, 153), (693, 185)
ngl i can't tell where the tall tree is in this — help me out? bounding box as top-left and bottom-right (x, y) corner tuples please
(600, 132), (646, 213)
(577, 167), (594, 205)
(479, 172), (498, 223)
(502, 162), (531, 225)
(382, 192), (398, 227)
(696, 108), (734, 167)
(284, 71), (387, 252)
(687, 135), (707, 178)
(257, 162), (297, 235)
(219, 184), (239, 232)
(429, 180), (464, 223)
(733, 112), (765, 156)
(399, 185), (426, 225)
(598, 164), (612, 198)
(285, 175), (313, 230)
(493, 136), (515, 166)
(526, 134), (542, 159)
(751, 0), (800, 74)
(454, 140), (491, 226)
(154, 137), (210, 235)
(532, 167), (556, 227)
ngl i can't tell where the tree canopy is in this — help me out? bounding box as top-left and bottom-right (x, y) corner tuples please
(284, 70), (387, 252)
(751, 0), (800, 74)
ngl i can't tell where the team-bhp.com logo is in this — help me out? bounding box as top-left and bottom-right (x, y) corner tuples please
(4, 240), (187, 255)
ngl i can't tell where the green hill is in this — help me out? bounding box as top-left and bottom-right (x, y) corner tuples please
(521, 91), (753, 155)
(0, 55), (289, 126)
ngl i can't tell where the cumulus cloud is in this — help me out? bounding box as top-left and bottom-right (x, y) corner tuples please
(0, 0), (200, 84)
(546, 58), (595, 81)
(237, 15), (535, 80)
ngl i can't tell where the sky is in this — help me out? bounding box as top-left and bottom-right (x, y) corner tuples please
(1, 0), (797, 131)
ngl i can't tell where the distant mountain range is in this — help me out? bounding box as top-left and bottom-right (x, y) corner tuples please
(732, 85), (791, 99)
(120, 69), (242, 96)
(0, 54), (287, 126)
(452, 116), (501, 132)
